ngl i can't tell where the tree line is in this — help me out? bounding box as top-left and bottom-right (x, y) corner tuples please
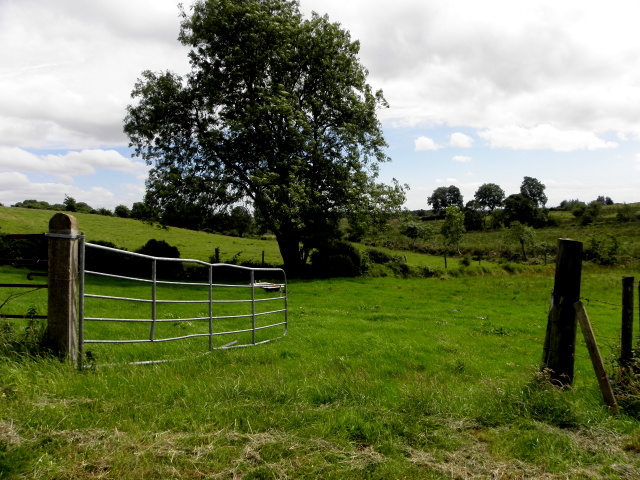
(421, 177), (621, 231)
(11, 196), (152, 221)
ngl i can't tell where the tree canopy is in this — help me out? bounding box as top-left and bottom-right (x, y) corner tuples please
(124, 0), (404, 275)
(520, 176), (547, 208)
(474, 183), (505, 212)
(428, 185), (463, 215)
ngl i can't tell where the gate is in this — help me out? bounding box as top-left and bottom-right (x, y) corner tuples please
(79, 240), (288, 367)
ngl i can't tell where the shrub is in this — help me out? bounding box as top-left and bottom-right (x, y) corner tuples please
(310, 241), (366, 278)
(616, 203), (637, 223)
(0, 234), (48, 263)
(84, 240), (127, 276)
(365, 248), (394, 265)
(134, 239), (184, 279)
(584, 234), (619, 266)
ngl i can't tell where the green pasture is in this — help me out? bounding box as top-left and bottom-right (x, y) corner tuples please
(0, 207), (283, 266)
(2, 262), (640, 478)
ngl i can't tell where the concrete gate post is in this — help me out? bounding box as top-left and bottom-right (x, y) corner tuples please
(45, 213), (80, 364)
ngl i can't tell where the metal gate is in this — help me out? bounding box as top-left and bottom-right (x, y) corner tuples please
(79, 239), (288, 367)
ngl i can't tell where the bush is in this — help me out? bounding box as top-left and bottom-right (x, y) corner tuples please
(584, 234), (619, 266)
(84, 240), (127, 276)
(0, 234), (48, 263)
(365, 248), (395, 265)
(310, 242), (366, 278)
(134, 239), (184, 279)
(616, 203), (637, 223)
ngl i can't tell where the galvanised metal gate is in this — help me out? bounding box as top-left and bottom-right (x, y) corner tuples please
(79, 240), (288, 367)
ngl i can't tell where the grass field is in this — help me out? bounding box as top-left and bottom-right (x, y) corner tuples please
(2, 207), (640, 478)
(0, 206), (283, 266)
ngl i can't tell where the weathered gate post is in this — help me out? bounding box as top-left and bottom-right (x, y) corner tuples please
(542, 238), (583, 386)
(45, 213), (79, 364)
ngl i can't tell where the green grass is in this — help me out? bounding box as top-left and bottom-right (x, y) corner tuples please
(2, 206), (640, 477)
(0, 206), (283, 266)
(2, 267), (640, 478)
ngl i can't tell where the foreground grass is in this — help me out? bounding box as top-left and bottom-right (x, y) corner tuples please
(3, 268), (640, 478)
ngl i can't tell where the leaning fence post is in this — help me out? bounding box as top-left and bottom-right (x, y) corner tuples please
(542, 238), (583, 386)
(45, 213), (80, 364)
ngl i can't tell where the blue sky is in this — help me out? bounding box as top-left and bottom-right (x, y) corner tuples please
(1, 0), (640, 211)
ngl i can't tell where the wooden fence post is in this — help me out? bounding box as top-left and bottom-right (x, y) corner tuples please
(45, 213), (79, 363)
(621, 276), (635, 366)
(542, 238), (583, 386)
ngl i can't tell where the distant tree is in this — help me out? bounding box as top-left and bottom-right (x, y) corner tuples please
(114, 205), (131, 218)
(463, 200), (484, 231)
(571, 201), (587, 218)
(228, 206), (254, 237)
(503, 194), (537, 226)
(13, 199), (54, 210)
(596, 195), (614, 205)
(559, 199), (581, 211)
(96, 208), (113, 216)
(75, 202), (93, 214)
(131, 201), (156, 222)
(572, 200), (602, 225)
(428, 185), (463, 215)
(505, 221), (536, 261)
(401, 221), (435, 243)
(64, 195), (77, 212)
(441, 205), (465, 268)
(474, 183), (505, 212)
(520, 176), (547, 208)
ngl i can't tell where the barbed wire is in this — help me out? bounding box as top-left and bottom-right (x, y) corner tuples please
(580, 296), (622, 309)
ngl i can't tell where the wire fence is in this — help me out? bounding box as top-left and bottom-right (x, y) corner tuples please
(79, 240), (288, 367)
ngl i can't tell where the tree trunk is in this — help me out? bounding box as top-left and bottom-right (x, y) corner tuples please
(275, 233), (303, 278)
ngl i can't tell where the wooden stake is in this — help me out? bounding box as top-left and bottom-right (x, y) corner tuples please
(575, 301), (618, 412)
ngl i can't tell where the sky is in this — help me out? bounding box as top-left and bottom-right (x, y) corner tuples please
(1, 0), (640, 211)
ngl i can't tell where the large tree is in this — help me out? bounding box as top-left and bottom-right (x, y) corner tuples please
(124, 0), (404, 275)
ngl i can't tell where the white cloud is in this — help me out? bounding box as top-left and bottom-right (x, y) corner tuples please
(0, 147), (149, 182)
(449, 133), (474, 148)
(0, 172), (119, 209)
(452, 156), (472, 163)
(0, 0), (190, 150)
(478, 125), (618, 152)
(414, 136), (441, 151)
(300, 0), (640, 138)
